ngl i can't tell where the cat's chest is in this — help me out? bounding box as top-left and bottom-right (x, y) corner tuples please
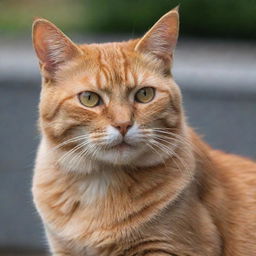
(74, 241), (218, 256)
(80, 246), (101, 256)
(76, 171), (112, 204)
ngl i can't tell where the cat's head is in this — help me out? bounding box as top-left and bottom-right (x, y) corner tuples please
(33, 7), (187, 172)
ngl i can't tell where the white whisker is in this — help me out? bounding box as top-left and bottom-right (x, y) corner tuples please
(148, 138), (192, 178)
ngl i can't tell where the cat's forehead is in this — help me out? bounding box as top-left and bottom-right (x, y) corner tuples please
(58, 41), (166, 93)
(78, 42), (145, 91)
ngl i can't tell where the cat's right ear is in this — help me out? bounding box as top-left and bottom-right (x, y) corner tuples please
(135, 7), (179, 73)
(32, 18), (82, 78)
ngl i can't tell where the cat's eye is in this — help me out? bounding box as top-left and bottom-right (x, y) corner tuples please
(135, 87), (155, 103)
(79, 91), (101, 108)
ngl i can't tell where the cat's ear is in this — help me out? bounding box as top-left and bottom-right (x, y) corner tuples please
(32, 18), (81, 77)
(135, 7), (179, 69)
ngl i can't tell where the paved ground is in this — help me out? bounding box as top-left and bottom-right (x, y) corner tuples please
(0, 253), (46, 256)
(0, 254), (46, 256)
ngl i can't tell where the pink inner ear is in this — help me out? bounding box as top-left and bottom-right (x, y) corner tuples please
(33, 20), (79, 73)
(34, 23), (54, 68)
(135, 10), (179, 64)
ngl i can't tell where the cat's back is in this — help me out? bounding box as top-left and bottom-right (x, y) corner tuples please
(210, 149), (256, 192)
(202, 149), (256, 255)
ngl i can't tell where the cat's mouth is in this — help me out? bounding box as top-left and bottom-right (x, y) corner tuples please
(108, 141), (133, 151)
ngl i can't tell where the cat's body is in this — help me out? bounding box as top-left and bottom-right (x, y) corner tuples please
(32, 8), (256, 256)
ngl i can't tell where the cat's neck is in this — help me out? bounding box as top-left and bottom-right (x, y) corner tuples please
(34, 129), (207, 246)
(38, 128), (197, 202)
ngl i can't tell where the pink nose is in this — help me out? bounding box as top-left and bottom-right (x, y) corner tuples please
(113, 121), (133, 136)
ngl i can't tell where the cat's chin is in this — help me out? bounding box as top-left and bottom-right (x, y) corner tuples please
(92, 143), (171, 169)
(55, 141), (171, 174)
(95, 144), (145, 166)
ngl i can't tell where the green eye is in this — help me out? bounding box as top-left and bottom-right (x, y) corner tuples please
(135, 87), (155, 103)
(79, 91), (101, 107)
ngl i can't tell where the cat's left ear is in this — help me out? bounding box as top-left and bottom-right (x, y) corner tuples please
(32, 18), (82, 78)
(135, 7), (179, 70)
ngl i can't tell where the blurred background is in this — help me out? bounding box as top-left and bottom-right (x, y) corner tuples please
(0, 0), (256, 255)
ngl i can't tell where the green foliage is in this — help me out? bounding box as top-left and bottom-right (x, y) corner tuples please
(0, 0), (85, 34)
(81, 0), (180, 34)
(181, 0), (256, 38)
(79, 0), (256, 39)
(0, 0), (256, 39)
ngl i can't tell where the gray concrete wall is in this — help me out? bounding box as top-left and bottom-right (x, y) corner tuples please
(0, 36), (255, 252)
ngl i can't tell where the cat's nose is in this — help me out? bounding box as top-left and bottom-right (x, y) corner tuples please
(113, 121), (133, 136)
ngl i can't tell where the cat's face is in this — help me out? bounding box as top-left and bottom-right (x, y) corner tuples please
(33, 8), (184, 171)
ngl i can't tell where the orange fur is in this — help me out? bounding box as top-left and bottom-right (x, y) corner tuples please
(32, 8), (256, 256)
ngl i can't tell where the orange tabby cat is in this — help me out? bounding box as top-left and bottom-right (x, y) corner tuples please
(32, 7), (256, 256)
